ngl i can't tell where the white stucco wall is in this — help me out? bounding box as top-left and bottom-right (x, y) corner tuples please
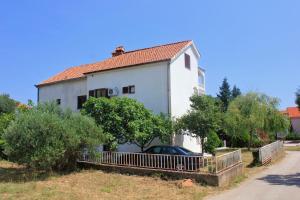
(38, 78), (87, 111)
(169, 45), (203, 153)
(87, 62), (169, 152)
(169, 46), (199, 118)
(291, 118), (300, 134)
(87, 62), (169, 114)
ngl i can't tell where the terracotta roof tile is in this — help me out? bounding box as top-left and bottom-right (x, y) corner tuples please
(282, 107), (300, 118)
(37, 40), (192, 87)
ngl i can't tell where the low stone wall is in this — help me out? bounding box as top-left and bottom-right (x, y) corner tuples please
(258, 141), (284, 165)
(77, 161), (243, 187)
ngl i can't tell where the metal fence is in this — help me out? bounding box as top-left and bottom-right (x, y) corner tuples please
(259, 140), (284, 164)
(215, 149), (242, 173)
(82, 151), (214, 172)
(80, 149), (242, 174)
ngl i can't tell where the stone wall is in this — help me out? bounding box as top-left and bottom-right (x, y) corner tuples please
(77, 161), (243, 187)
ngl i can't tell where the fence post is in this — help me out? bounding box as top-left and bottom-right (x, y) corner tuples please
(215, 156), (218, 173)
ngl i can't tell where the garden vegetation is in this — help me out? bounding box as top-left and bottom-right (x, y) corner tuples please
(3, 102), (104, 171)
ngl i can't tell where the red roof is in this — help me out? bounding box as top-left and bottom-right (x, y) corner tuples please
(282, 107), (300, 119)
(37, 40), (192, 87)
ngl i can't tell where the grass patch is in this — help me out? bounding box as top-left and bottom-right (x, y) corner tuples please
(284, 146), (300, 151)
(0, 160), (216, 200)
(0, 150), (275, 200)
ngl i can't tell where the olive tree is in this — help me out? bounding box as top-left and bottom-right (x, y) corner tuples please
(82, 97), (173, 151)
(4, 102), (104, 170)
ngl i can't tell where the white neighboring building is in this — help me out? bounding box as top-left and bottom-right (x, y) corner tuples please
(36, 40), (206, 152)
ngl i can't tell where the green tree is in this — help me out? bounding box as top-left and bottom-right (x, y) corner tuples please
(204, 131), (222, 155)
(82, 97), (173, 151)
(0, 94), (17, 114)
(217, 78), (232, 112)
(129, 114), (172, 151)
(3, 102), (104, 170)
(176, 95), (222, 153)
(225, 92), (289, 149)
(296, 88), (300, 109)
(231, 85), (242, 99)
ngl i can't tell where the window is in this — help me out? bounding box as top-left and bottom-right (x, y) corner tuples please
(89, 89), (108, 98)
(198, 73), (204, 86)
(145, 146), (161, 154)
(185, 53), (191, 69)
(123, 85), (135, 94)
(77, 95), (87, 109)
(95, 89), (108, 98)
(129, 85), (135, 94)
(161, 147), (179, 155)
(122, 86), (129, 94)
(56, 99), (61, 105)
(89, 90), (95, 97)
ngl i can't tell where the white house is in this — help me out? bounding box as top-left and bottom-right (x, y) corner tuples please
(282, 107), (300, 134)
(36, 40), (206, 152)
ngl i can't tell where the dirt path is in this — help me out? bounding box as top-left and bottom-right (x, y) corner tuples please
(206, 151), (300, 200)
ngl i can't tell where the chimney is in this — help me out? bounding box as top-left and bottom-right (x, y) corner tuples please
(112, 46), (125, 57)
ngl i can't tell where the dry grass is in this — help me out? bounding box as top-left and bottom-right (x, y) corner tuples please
(284, 146), (300, 151)
(0, 150), (277, 200)
(0, 160), (216, 200)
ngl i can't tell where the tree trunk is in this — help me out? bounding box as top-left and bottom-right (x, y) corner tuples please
(201, 137), (205, 153)
(248, 130), (253, 151)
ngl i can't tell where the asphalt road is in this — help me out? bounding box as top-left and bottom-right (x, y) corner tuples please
(206, 151), (300, 200)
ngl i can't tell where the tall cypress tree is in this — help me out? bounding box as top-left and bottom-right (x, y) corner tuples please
(296, 88), (300, 110)
(217, 78), (231, 112)
(232, 85), (242, 99)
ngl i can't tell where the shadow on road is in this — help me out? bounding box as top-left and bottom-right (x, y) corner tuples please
(258, 173), (300, 187)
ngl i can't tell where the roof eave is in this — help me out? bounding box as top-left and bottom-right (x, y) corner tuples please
(83, 59), (171, 75)
(35, 76), (86, 88)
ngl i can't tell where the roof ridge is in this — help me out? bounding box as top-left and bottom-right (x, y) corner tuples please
(124, 40), (192, 54)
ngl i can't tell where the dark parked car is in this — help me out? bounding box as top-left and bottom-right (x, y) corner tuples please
(139, 145), (203, 171)
(143, 145), (202, 156)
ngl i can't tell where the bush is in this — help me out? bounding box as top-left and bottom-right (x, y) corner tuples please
(286, 132), (300, 140)
(0, 139), (6, 159)
(0, 112), (15, 159)
(3, 102), (104, 171)
(204, 131), (222, 155)
(0, 94), (17, 114)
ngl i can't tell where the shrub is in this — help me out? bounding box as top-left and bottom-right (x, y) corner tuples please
(286, 132), (300, 140)
(0, 139), (6, 159)
(0, 94), (17, 114)
(3, 102), (104, 171)
(0, 112), (15, 159)
(204, 131), (222, 155)
(0, 113), (15, 135)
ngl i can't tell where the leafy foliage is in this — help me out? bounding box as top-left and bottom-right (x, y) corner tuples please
(3, 102), (104, 170)
(224, 92), (289, 149)
(0, 113), (15, 137)
(0, 94), (17, 114)
(204, 131), (222, 155)
(176, 95), (222, 153)
(82, 97), (173, 151)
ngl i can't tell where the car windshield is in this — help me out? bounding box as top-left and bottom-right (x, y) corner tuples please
(177, 147), (194, 155)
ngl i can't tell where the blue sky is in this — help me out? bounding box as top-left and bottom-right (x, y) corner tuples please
(0, 0), (299, 109)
